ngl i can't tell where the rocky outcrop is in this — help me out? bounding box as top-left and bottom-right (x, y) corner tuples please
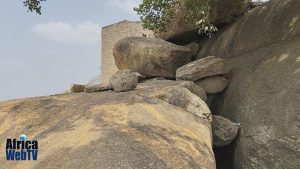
(109, 69), (138, 92)
(212, 115), (239, 147)
(0, 85), (215, 169)
(156, 0), (251, 42)
(113, 37), (192, 78)
(195, 76), (229, 94)
(176, 56), (227, 81)
(197, 0), (300, 168)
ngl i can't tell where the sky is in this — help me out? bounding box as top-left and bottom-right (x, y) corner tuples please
(0, 0), (141, 101)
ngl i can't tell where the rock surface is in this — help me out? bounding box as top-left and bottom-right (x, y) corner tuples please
(0, 85), (215, 169)
(184, 42), (200, 58)
(70, 84), (86, 93)
(146, 85), (212, 121)
(109, 69), (138, 92)
(137, 78), (207, 101)
(197, 0), (300, 59)
(156, 0), (251, 42)
(176, 56), (227, 81)
(178, 81), (207, 101)
(85, 83), (111, 93)
(212, 116), (239, 147)
(113, 37), (192, 78)
(195, 76), (229, 94)
(198, 0), (300, 168)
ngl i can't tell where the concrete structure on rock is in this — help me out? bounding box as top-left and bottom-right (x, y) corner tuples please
(101, 20), (153, 83)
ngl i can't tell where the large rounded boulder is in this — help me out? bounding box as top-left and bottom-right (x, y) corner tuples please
(113, 37), (192, 78)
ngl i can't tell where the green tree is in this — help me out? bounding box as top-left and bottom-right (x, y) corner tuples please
(23, 0), (46, 15)
(134, 0), (218, 36)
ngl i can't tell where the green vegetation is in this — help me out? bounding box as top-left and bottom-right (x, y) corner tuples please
(23, 0), (46, 15)
(134, 0), (218, 36)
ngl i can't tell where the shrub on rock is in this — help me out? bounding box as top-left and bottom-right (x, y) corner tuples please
(134, 0), (250, 42)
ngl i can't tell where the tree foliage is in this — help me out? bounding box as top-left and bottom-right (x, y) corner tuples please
(134, 0), (218, 36)
(23, 0), (46, 15)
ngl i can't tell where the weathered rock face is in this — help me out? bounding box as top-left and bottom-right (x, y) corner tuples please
(197, 0), (300, 59)
(178, 81), (207, 101)
(156, 0), (250, 43)
(113, 37), (192, 78)
(198, 0), (300, 168)
(195, 76), (229, 94)
(137, 78), (207, 101)
(85, 83), (111, 93)
(147, 85), (212, 121)
(212, 115), (239, 147)
(176, 56), (227, 81)
(109, 69), (138, 92)
(184, 42), (200, 58)
(0, 86), (215, 169)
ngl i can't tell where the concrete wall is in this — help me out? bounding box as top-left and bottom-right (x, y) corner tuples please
(101, 20), (153, 83)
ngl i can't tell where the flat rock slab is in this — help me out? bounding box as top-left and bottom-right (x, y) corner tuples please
(176, 56), (227, 81)
(113, 37), (192, 78)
